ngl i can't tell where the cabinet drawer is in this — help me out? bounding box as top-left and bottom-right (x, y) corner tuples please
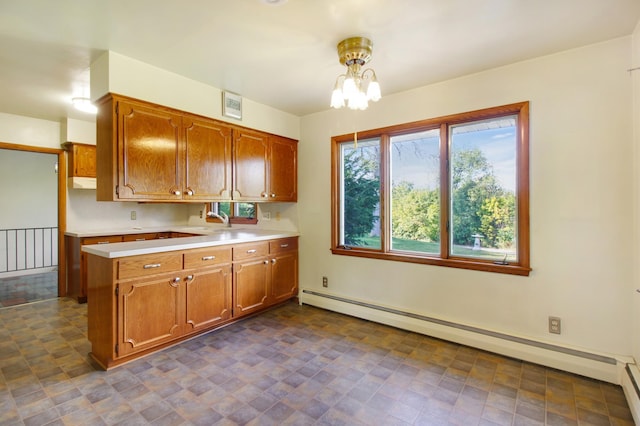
(82, 235), (124, 245)
(118, 252), (183, 280)
(233, 242), (269, 261)
(184, 246), (231, 269)
(269, 237), (298, 254)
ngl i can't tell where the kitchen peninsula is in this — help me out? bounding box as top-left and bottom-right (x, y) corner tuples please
(83, 227), (298, 369)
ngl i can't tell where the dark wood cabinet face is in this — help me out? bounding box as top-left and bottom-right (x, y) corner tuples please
(118, 101), (183, 200)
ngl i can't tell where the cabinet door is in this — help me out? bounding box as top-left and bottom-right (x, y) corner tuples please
(117, 274), (182, 357)
(232, 258), (269, 318)
(70, 143), (96, 177)
(269, 136), (297, 201)
(270, 251), (298, 304)
(183, 117), (232, 200)
(185, 266), (232, 332)
(232, 129), (269, 201)
(117, 100), (183, 200)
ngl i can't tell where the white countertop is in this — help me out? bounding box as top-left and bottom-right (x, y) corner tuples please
(80, 228), (298, 259)
(65, 226), (203, 238)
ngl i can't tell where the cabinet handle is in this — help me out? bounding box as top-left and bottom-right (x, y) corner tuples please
(186, 189), (194, 196)
(271, 193), (276, 198)
(186, 275), (194, 281)
(247, 249), (257, 254)
(263, 260), (269, 264)
(143, 263), (161, 269)
(271, 258), (276, 264)
(170, 277), (180, 287)
(261, 193), (268, 198)
(172, 190), (181, 196)
(97, 241), (111, 244)
(202, 255), (216, 261)
(280, 244), (289, 248)
(135, 238), (145, 241)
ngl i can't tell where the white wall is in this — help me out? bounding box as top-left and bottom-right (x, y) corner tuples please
(0, 112), (60, 149)
(299, 37), (635, 371)
(91, 51), (300, 141)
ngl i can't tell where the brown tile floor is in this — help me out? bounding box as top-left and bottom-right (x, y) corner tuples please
(0, 271), (58, 307)
(0, 298), (635, 425)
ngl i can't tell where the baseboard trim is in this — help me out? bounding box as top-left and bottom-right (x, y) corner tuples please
(300, 289), (625, 384)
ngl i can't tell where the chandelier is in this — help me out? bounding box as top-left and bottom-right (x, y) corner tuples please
(330, 37), (381, 110)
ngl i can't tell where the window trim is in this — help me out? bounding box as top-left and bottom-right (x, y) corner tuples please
(331, 102), (530, 276)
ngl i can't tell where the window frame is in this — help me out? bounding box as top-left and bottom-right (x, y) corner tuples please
(331, 101), (530, 276)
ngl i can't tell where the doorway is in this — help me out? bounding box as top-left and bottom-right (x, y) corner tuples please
(0, 142), (66, 306)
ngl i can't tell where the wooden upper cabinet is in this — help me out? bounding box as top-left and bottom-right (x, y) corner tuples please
(232, 129), (269, 201)
(63, 142), (96, 178)
(96, 93), (297, 203)
(183, 116), (232, 200)
(233, 130), (297, 202)
(97, 94), (234, 202)
(117, 99), (183, 200)
(269, 136), (297, 202)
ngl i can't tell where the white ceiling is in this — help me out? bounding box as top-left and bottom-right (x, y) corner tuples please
(1, 0), (639, 123)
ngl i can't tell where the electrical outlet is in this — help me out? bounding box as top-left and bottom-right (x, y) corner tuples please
(322, 276), (328, 288)
(130, 211), (137, 220)
(199, 210), (203, 218)
(263, 212), (271, 220)
(549, 316), (561, 334)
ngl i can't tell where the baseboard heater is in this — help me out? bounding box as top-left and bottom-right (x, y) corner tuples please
(624, 364), (640, 423)
(302, 289), (616, 366)
(626, 364), (640, 398)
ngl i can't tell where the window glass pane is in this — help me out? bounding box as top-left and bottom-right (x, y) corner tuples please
(235, 202), (256, 218)
(390, 129), (440, 255)
(218, 202), (231, 216)
(450, 116), (518, 262)
(340, 138), (381, 248)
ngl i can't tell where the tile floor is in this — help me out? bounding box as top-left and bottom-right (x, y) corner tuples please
(0, 271), (58, 307)
(0, 298), (634, 425)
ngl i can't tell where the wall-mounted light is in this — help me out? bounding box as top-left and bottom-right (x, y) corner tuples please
(72, 97), (97, 114)
(330, 37), (381, 111)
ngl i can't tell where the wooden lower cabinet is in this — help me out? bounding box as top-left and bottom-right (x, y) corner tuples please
(185, 266), (232, 331)
(232, 237), (298, 317)
(66, 234), (124, 303)
(66, 232), (197, 304)
(270, 238), (299, 304)
(233, 256), (270, 318)
(87, 237), (297, 369)
(117, 273), (183, 358)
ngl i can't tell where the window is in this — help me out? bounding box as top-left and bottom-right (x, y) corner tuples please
(206, 202), (258, 225)
(331, 102), (530, 276)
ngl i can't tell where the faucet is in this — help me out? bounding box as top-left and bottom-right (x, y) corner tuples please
(207, 211), (231, 227)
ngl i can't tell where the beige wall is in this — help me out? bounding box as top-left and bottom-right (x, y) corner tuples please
(299, 36), (635, 376)
(632, 23), (640, 365)
(0, 149), (57, 228)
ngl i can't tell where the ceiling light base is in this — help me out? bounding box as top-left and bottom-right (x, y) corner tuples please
(337, 37), (373, 66)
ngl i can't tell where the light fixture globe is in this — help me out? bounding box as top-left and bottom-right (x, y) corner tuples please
(330, 36), (381, 110)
